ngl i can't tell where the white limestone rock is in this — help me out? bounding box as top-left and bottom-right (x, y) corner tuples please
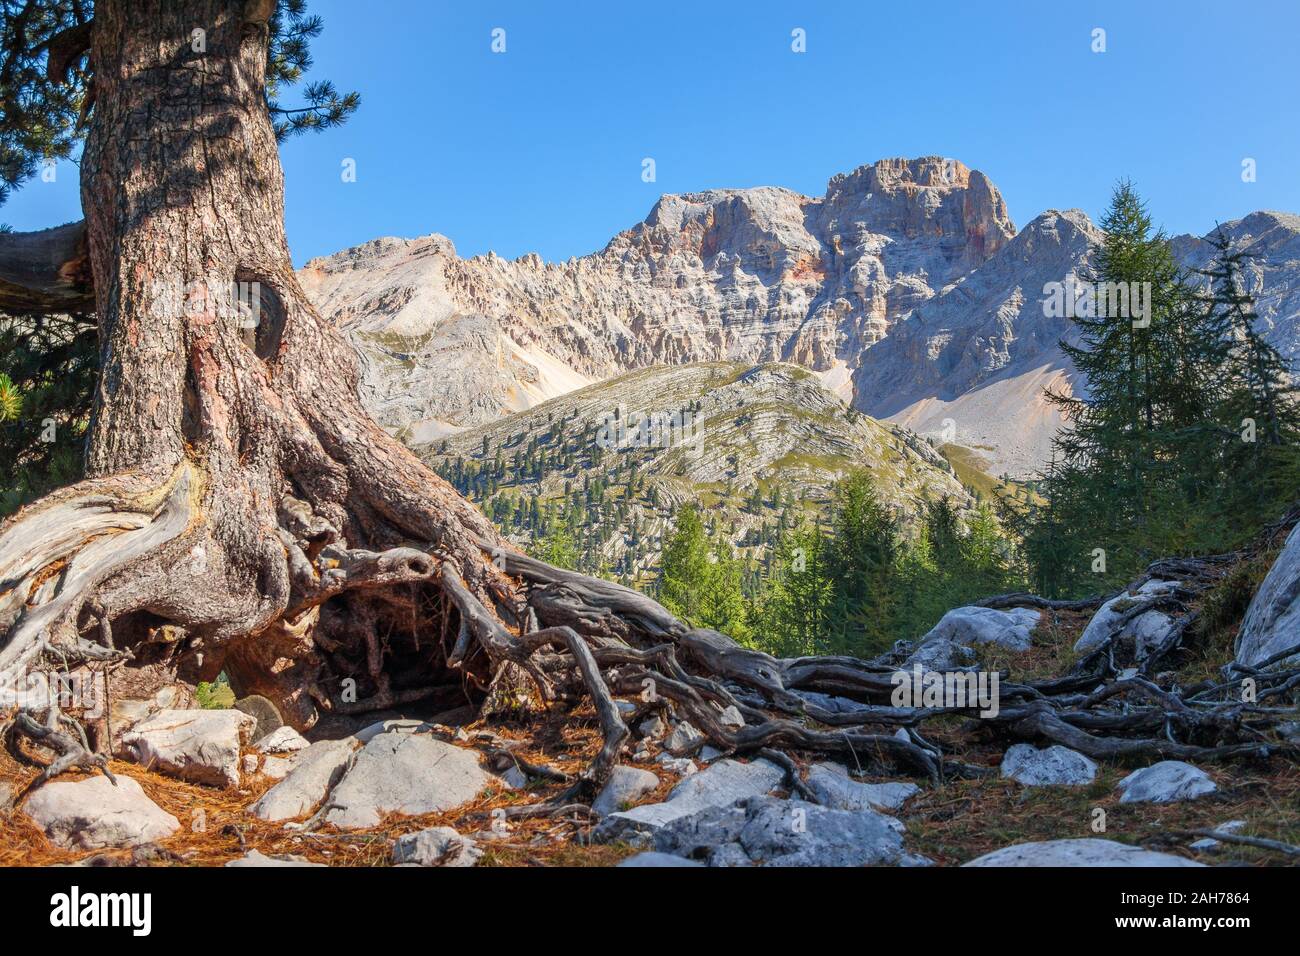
(917, 606), (1041, 653)
(250, 738), (359, 822)
(23, 775), (179, 850)
(122, 708), (255, 789)
(652, 796), (919, 867)
(718, 705), (745, 728)
(1190, 820), (1247, 852)
(254, 726), (310, 754)
(805, 763), (919, 811)
(593, 758), (785, 844)
(1235, 522), (1300, 668)
(1074, 580), (1180, 655)
(663, 721), (704, 753)
(592, 766), (660, 817)
(324, 732), (498, 830)
(392, 826), (482, 867)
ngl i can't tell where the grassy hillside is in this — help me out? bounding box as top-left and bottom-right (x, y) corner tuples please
(418, 362), (972, 582)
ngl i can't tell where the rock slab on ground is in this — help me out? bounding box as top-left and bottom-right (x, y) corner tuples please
(663, 721), (704, 753)
(250, 738), (359, 822)
(122, 708), (255, 789)
(652, 796), (920, 866)
(23, 775), (180, 850)
(324, 732), (497, 830)
(805, 763), (919, 811)
(592, 758), (784, 843)
(254, 726), (310, 754)
(902, 638), (977, 672)
(1190, 820), (1247, 851)
(1074, 580), (1180, 655)
(392, 826), (482, 867)
(1235, 522), (1300, 668)
(965, 838), (1204, 867)
(917, 606), (1041, 653)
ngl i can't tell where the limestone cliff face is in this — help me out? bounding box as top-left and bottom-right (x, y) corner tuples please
(298, 157), (1015, 442)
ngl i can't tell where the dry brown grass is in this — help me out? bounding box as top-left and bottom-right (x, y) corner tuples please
(906, 761), (1300, 866)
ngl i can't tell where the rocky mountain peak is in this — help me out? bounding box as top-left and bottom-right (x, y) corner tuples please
(819, 156), (1014, 262)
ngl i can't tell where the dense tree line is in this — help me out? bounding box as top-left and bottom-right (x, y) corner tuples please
(657, 472), (1020, 657)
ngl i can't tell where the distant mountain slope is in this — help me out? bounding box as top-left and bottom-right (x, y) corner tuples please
(852, 209), (1101, 476)
(855, 209), (1300, 476)
(417, 362), (970, 578)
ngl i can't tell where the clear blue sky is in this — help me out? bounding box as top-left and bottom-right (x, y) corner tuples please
(6, 0), (1299, 266)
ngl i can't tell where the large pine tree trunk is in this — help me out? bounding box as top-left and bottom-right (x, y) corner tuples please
(1, 0), (508, 731)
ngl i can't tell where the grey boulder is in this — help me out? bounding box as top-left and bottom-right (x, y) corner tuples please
(392, 826), (482, 867)
(122, 708), (255, 789)
(718, 705), (745, 728)
(592, 758), (784, 843)
(653, 796), (918, 867)
(1117, 761), (1217, 804)
(250, 737), (359, 822)
(805, 762), (919, 811)
(1074, 580), (1180, 655)
(254, 726), (310, 754)
(1190, 820), (1247, 852)
(591, 766), (660, 817)
(352, 718), (436, 744)
(1000, 744), (1097, 786)
(663, 721), (704, 753)
(917, 605), (1041, 653)
(1235, 522), (1300, 668)
(902, 638), (976, 672)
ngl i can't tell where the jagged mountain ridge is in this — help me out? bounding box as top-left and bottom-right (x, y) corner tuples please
(299, 156), (1014, 442)
(418, 362), (970, 576)
(298, 158), (1300, 477)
